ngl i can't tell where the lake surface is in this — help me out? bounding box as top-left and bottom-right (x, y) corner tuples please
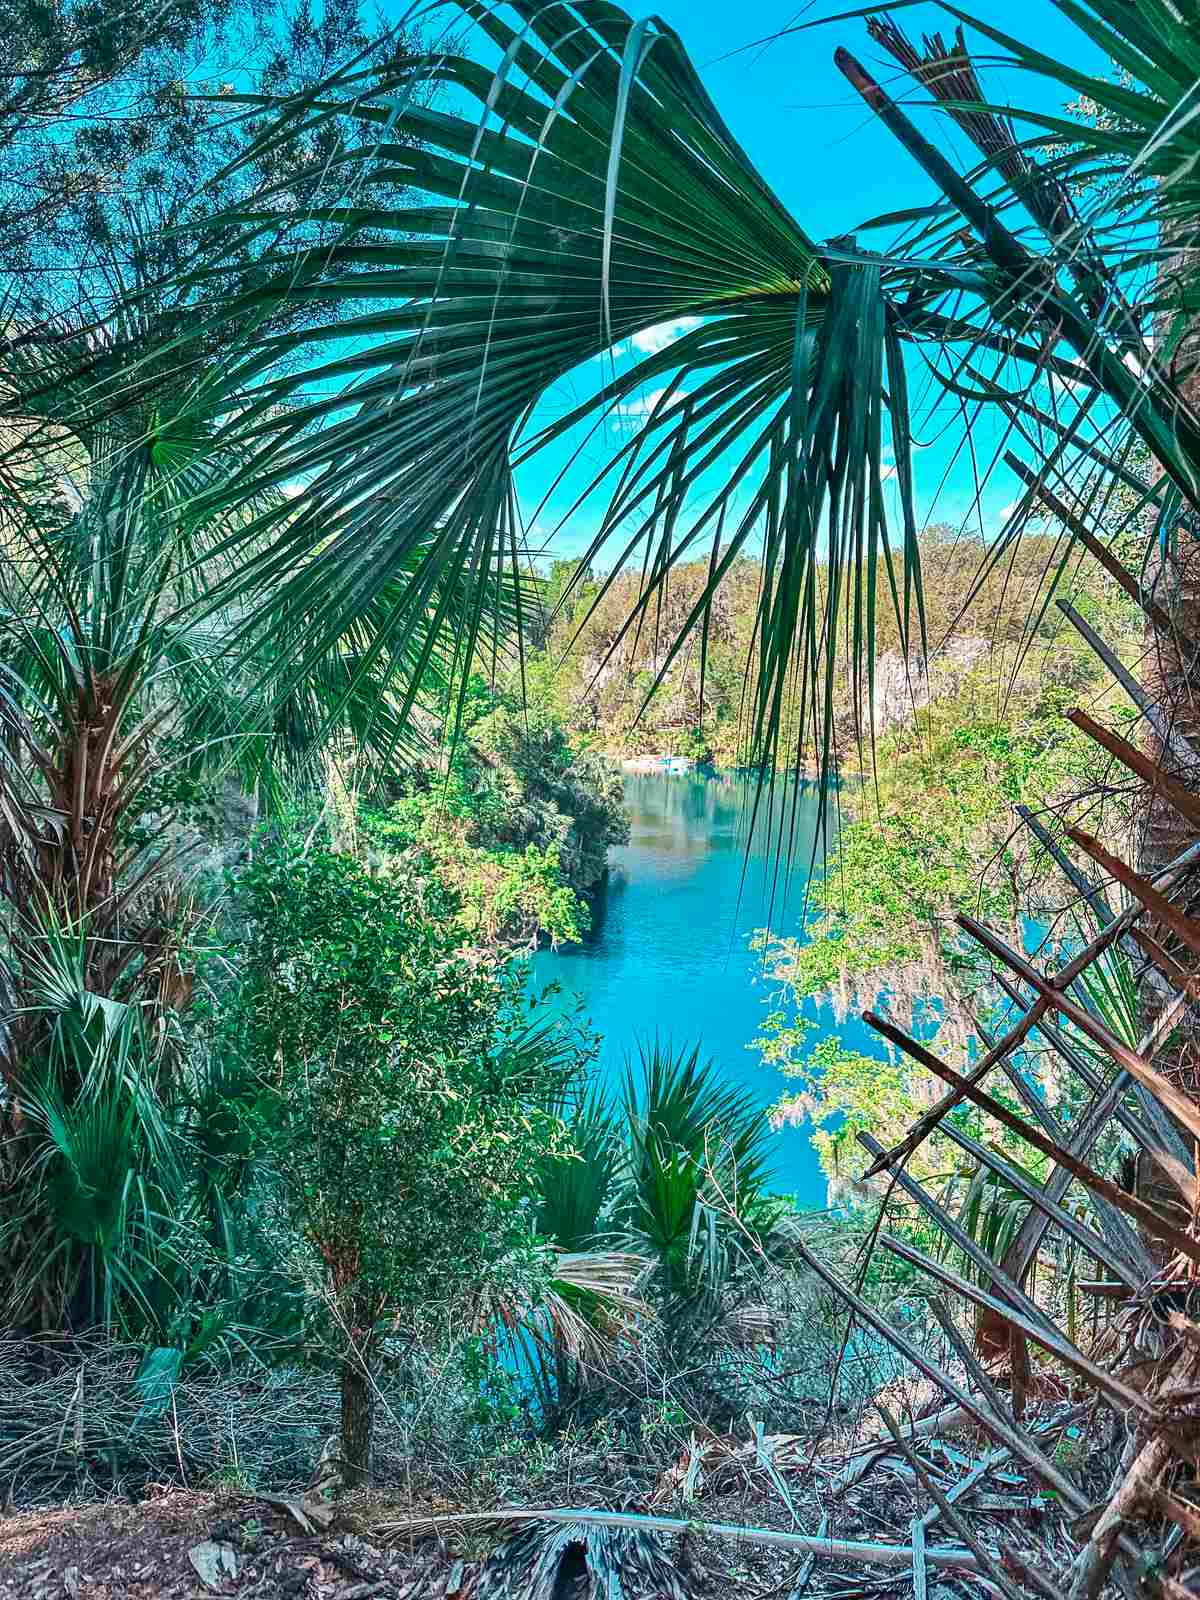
(531, 770), (878, 1209)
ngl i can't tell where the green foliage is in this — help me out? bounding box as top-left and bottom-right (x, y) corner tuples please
(761, 1030), (933, 1186)
(533, 1090), (620, 1256)
(944, 1152), (1044, 1288)
(362, 678), (628, 950)
(2, 0), (419, 337)
(459, 1334), (529, 1432)
(366, 778), (588, 949)
(224, 833), (573, 1326)
(214, 828), (590, 1473)
(756, 634), (1132, 1193)
(620, 1042), (780, 1315)
(1, 917), (300, 1353)
(10, 993), (183, 1333)
(533, 1039), (788, 1380)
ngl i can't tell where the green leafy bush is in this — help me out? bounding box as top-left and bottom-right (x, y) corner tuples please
(362, 678), (628, 950)
(221, 833), (575, 1479)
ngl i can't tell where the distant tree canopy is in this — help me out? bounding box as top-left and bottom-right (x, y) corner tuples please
(0, 0), (412, 329)
(534, 526), (1140, 768)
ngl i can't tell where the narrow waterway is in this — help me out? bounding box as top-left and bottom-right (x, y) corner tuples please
(532, 769), (879, 1209)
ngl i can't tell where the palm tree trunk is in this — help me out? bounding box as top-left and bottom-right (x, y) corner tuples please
(1126, 225), (1200, 1248)
(1136, 295), (1200, 1105)
(1138, 540), (1200, 1038)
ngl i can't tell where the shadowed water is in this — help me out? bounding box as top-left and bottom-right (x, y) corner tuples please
(531, 770), (878, 1208)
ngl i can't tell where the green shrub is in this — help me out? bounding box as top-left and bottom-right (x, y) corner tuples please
(221, 833), (573, 1480)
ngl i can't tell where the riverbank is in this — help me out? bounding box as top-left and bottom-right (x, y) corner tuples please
(618, 752), (832, 780)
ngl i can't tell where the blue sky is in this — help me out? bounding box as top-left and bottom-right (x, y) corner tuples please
(471, 1), (1117, 566)
(615, 1), (1108, 239)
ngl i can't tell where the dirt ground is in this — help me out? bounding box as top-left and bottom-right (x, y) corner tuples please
(0, 1479), (1023, 1600)
(0, 1491), (441, 1600)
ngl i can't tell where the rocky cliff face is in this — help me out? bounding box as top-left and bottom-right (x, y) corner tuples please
(867, 636), (990, 734)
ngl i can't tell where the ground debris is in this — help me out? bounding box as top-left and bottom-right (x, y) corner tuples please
(0, 1398), (1144, 1599)
(0, 1492), (435, 1600)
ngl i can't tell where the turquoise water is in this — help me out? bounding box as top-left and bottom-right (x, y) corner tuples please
(531, 770), (879, 1209)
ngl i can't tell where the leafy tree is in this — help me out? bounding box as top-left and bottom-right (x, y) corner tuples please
(0, 0), (416, 327)
(362, 679), (628, 949)
(756, 643), (1127, 1191)
(224, 832), (573, 1481)
(539, 528), (1127, 767)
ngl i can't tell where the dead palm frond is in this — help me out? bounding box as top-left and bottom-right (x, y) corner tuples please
(480, 1246), (652, 1381)
(472, 1515), (689, 1600)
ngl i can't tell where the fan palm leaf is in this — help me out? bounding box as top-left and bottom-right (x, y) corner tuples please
(617, 1037), (783, 1339)
(104, 0), (929, 786)
(533, 1084), (619, 1253)
(0, 919), (189, 1331)
(89, 0), (1200, 797)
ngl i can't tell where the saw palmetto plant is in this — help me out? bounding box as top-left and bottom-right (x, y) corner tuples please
(619, 1039), (785, 1344)
(522, 1038), (791, 1412)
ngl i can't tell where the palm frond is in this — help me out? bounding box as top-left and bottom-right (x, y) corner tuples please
(533, 1086), (619, 1253)
(122, 1), (930, 786)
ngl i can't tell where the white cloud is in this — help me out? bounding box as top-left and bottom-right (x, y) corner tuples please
(999, 498), (1046, 525)
(628, 317), (704, 355)
(615, 386), (674, 418)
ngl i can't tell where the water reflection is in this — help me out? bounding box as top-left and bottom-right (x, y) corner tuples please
(532, 770), (875, 1208)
